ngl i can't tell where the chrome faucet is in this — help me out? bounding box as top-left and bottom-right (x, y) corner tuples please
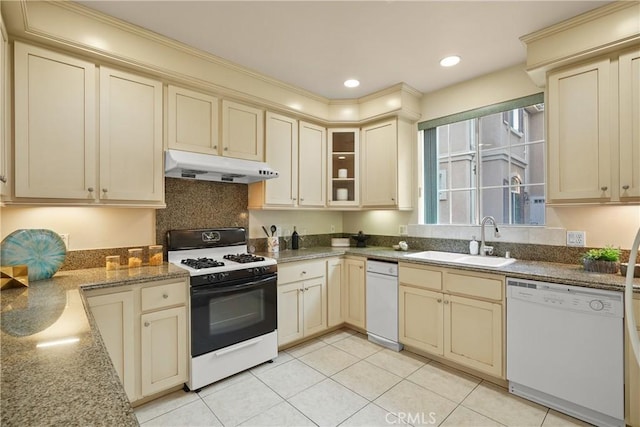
(480, 216), (500, 256)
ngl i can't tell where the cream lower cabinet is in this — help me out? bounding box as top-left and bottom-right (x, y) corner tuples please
(85, 278), (189, 403)
(326, 257), (344, 327)
(399, 263), (504, 378)
(626, 297), (640, 427)
(86, 290), (135, 400)
(344, 257), (366, 329)
(277, 260), (327, 347)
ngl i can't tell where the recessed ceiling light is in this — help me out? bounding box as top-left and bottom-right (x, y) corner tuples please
(440, 55), (461, 67)
(344, 79), (360, 88)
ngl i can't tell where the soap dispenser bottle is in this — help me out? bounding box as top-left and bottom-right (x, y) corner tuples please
(469, 236), (479, 255)
(291, 226), (299, 250)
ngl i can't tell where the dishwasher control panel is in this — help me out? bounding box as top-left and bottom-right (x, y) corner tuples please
(507, 278), (623, 317)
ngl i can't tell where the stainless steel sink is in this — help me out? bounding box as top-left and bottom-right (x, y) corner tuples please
(404, 251), (516, 268)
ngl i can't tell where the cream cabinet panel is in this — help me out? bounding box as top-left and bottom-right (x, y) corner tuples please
(328, 128), (360, 207)
(168, 85), (219, 155)
(298, 121), (326, 207)
(277, 281), (304, 346)
(399, 285), (444, 356)
(361, 119), (398, 207)
(327, 258), (344, 328)
(86, 291), (135, 400)
(221, 100), (264, 161)
(344, 258), (366, 329)
(547, 58), (611, 201)
(265, 112), (298, 206)
(302, 277), (327, 336)
(99, 67), (163, 203)
(14, 42), (96, 199)
(619, 48), (640, 200)
(140, 306), (188, 396)
(0, 20), (9, 198)
(444, 295), (502, 377)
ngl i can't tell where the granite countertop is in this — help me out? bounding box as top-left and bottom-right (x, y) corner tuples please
(265, 246), (640, 293)
(0, 264), (189, 426)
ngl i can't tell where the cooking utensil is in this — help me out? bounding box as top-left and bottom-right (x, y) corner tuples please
(270, 225), (277, 236)
(261, 226), (270, 237)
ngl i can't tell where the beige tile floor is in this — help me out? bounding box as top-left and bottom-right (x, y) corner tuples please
(134, 329), (591, 427)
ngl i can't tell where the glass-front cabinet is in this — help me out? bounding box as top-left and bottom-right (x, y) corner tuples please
(328, 128), (359, 206)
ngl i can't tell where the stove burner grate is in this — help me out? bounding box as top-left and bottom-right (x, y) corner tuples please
(223, 253), (266, 264)
(181, 257), (225, 269)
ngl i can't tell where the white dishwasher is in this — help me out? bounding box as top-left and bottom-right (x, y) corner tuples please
(506, 278), (624, 427)
(366, 260), (403, 351)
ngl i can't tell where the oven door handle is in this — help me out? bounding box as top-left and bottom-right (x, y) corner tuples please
(192, 275), (275, 296)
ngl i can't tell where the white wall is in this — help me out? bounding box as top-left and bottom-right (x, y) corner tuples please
(0, 206), (156, 250)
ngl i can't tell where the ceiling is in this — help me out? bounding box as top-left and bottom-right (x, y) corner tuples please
(76, 1), (611, 99)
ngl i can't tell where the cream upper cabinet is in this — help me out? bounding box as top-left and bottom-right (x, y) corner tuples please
(264, 112), (298, 206)
(167, 85), (219, 155)
(328, 128), (360, 207)
(298, 121), (326, 207)
(344, 257), (366, 329)
(547, 58), (611, 202)
(14, 41), (97, 200)
(0, 19), (9, 199)
(277, 260), (327, 347)
(86, 290), (135, 400)
(361, 119), (398, 207)
(221, 100), (264, 161)
(326, 258), (344, 328)
(619, 47), (640, 200)
(99, 67), (163, 203)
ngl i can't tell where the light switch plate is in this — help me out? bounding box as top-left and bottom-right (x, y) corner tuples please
(399, 225), (408, 236)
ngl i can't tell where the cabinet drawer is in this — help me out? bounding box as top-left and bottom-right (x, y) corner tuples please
(141, 281), (187, 312)
(278, 260), (325, 285)
(399, 264), (443, 291)
(444, 271), (503, 301)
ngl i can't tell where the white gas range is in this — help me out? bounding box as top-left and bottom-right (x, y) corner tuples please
(167, 227), (278, 392)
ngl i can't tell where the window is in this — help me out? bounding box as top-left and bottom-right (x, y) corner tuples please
(420, 94), (545, 226)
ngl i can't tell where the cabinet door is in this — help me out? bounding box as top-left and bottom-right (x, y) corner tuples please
(344, 258), (366, 329)
(140, 306), (188, 396)
(87, 291), (135, 400)
(619, 48), (640, 200)
(265, 112), (298, 206)
(0, 19), (9, 198)
(547, 59), (611, 201)
(444, 294), (503, 377)
(168, 85), (219, 155)
(361, 119), (398, 207)
(328, 129), (360, 206)
(221, 100), (264, 161)
(100, 67), (163, 203)
(302, 277), (327, 336)
(14, 42), (96, 199)
(277, 281), (304, 346)
(299, 121), (326, 207)
(398, 285), (444, 356)
(327, 258), (344, 327)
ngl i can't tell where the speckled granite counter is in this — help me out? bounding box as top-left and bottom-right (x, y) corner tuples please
(0, 264), (189, 426)
(264, 246), (640, 293)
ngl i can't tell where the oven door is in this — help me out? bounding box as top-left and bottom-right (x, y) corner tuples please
(190, 274), (277, 357)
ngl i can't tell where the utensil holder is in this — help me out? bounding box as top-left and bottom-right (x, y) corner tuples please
(267, 236), (279, 253)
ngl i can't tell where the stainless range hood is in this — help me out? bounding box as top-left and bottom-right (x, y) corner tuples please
(165, 149), (279, 184)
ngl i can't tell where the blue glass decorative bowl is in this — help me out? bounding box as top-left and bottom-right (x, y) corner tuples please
(1, 229), (67, 281)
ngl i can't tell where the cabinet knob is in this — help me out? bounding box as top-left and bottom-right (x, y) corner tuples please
(102, 188), (108, 193)
(293, 197), (297, 201)
(437, 298), (442, 303)
(224, 147), (229, 151)
(301, 271), (307, 275)
(213, 145), (218, 150)
(444, 300), (450, 305)
(163, 293), (168, 299)
(144, 321), (150, 327)
(622, 185), (630, 190)
(0, 175), (6, 183)
(88, 187), (94, 192)
(601, 186), (608, 191)
(299, 198), (303, 201)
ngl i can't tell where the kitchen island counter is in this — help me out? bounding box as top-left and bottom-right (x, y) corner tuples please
(266, 246), (640, 294)
(0, 264), (189, 426)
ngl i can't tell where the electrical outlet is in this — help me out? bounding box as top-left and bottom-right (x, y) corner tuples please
(399, 225), (408, 236)
(567, 231), (586, 247)
(330, 225), (336, 233)
(59, 233), (69, 249)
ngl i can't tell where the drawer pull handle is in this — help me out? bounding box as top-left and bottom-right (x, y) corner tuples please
(601, 186), (608, 191)
(623, 185), (630, 190)
(144, 321), (150, 327)
(301, 271), (307, 275)
(214, 337), (262, 357)
(163, 293), (168, 299)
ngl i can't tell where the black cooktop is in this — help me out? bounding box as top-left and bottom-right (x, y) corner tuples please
(181, 257), (225, 269)
(223, 253), (265, 264)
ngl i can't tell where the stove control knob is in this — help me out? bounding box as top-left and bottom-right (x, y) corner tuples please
(589, 300), (604, 311)
(219, 272), (229, 280)
(261, 266), (269, 273)
(206, 273), (218, 282)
